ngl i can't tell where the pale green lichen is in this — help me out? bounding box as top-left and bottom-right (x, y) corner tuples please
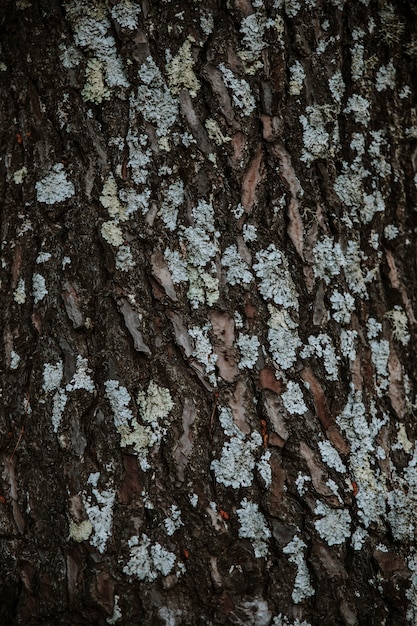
(69, 519), (93, 542)
(101, 221), (124, 247)
(82, 57), (110, 104)
(166, 39), (200, 97)
(13, 166), (28, 184)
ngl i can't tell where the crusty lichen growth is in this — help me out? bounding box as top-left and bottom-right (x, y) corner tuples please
(5, 0), (417, 622)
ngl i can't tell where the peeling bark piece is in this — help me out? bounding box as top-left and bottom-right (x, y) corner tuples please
(373, 550), (409, 579)
(267, 453), (286, 517)
(150, 249), (177, 301)
(260, 115), (283, 142)
(301, 366), (332, 429)
(299, 442), (334, 497)
(313, 281), (327, 326)
(210, 556), (223, 590)
(203, 65), (235, 125)
(241, 146), (264, 214)
(66, 552), (80, 603)
(173, 398), (196, 482)
(386, 249), (417, 324)
(388, 344), (406, 419)
(4, 458), (25, 534)
(312, 540), (348, 578)
(167, 310), (193, 358)
(226, 381), (251, 435)
(262, 390), (288, 443)
(62, 282), (84, 329)
(91, 571), (114, 614)
(258, 368), (285, 394)
(326, 424), (350, 456)
(118, 298), (151, 355)
(179, 91), (212, 154)
(210, 310), (238, 383)
(119, 455), (142, 505)
(273, 144), (304, 259)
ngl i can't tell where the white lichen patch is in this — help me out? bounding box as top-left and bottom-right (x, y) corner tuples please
(281, 381), (307, 415)
(166, 39), (200, 97)
(159, 179), (185, 231)
(65, 1), (129, 92)
(330, 290), (355, 324)
(116, 245), (134, 271)
(36, 163), (75, 205)
(384, 224), (399, 240)
(239, 11), (267, 64)
(328, 71), (345, 104)
(65, 356), (95, 393)
(337, 387), (388, 528)
(222, 245), (253, 286)
(133, 56), (178, 139)
(105, 379), (174, 471)
(314, 502), (351, 545)
(351, 526), (368, 551)
(111, 0), (141, 29)
(13, 278), (26, 304)
(237, 498), (271, 558)
(82, 472), (115, 554)
(125, 131), (152, 186)
(289, 60), (305, 96)
(189, 324), (218, 385)
(312, 236), (345, 284)
(164, 248), (189, 284)
(242, 224), (257, 242)
(211, 433), (261, 488)
(257, 451), (272, 488)
(299, 105), (332, 163)
(375, 61), (396, 91)
(301, 334), (339, 381)
(219, 63), (256, 116)
(295, 473), (311, 496)
(163, 504), (183, 536)
(388, 446), (417, 542)
(123, 534), (176, 581)
(52, 389), (68, 433)
(237, 333), (260, 370)
(366, 321), (390, 393)
(385, 307), (410, 345)
(283, 535), (315, 603)
(344, 95), (370, 125)
(267, 306), (301, 370)
(318, 441), (347, 473)
(407, 552), (417, 623)
(10, 350), (20, 370)
(254, 245), (298, 310)
(137, 381), (174, 424)
(32, 273), (48, 303)
(43, 361), (64, 393)
(211, 407), (262, 488)
(36, 252), (52, 264)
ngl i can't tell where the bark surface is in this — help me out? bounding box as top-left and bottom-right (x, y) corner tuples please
(1, 1), (417, 624)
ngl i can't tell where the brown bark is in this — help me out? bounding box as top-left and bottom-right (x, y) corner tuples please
(1, 0), (417, 624)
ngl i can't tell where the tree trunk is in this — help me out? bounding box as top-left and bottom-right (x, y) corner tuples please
(1, 0), (417, 624)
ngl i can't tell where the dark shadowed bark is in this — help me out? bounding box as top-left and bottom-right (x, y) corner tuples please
(1, 0), (417, 624)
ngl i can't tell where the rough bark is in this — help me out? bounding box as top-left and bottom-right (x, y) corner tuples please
(1, 0), (417, 624)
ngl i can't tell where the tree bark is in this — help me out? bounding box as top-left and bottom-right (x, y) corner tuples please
(1, 0), (417, 624)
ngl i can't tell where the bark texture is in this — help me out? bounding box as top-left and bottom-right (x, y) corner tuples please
(1, 0), (417, 624)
